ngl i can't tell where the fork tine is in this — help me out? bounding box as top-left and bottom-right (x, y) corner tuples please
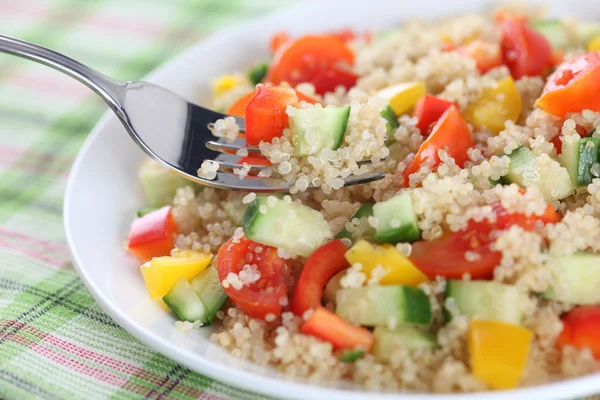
(206, 138), (261, 154)
(216, 161), (268, 172)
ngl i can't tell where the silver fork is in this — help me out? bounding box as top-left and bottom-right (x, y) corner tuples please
(0, 34), (384, 192)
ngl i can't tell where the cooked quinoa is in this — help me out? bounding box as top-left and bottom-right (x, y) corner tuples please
(128, 4), (600, 395)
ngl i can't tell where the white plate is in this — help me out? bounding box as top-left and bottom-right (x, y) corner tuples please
(64, 1), (600, 399)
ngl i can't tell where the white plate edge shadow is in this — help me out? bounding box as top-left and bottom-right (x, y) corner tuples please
(63, 0), (600, 399)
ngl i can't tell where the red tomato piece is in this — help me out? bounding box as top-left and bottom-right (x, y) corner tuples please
(270, 31), (291, 53)
(410, 201), (559, 280)
(536, 52), (600, 118)
(500, 20), (552, 79)
(403, 106), (472, 186)
(413, 95), (457, 136)
(266, 35), (357, 95)
(290, 240), (349, 316)
(300, 307), (374, 351)
(456, 40), (503, 74)
(557, 306), (600, 359)
(226, 91), (255, 118)
(127, 206), (178, 263)
(217, 236), (287, 320)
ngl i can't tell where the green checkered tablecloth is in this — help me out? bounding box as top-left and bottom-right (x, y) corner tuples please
(0, 1), (288, 399)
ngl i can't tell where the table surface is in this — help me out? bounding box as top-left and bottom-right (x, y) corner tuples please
(0, 1), (599, 400)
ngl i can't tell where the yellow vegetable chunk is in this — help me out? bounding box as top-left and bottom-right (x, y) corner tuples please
(376, 82), (426, 116)
(344, 240), (428, 286)
(468, 320), (533, 389)
(211, 75), (240, 96)
(588, 35), (600, 52)
(140, 249), (213, 299)
(464, 77), (521, 134)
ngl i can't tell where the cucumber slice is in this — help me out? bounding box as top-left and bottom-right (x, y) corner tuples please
(189, 266), (228, 325)
(139, 159), (201, 207)
(445, 280), (524, 325)
(248, 62), (268, 85)
(336, 203), (375, 240)
(336, 285), (431, 327)
(532, 20), (568, 49)
(543, 253), (600, 305)
(338, 349), (365, 363)
(504, 146), (574, 201)
(242, 196), (332, 257)
(381, 105), (399, 144)
(163, 277), (208, 323)
(290, 106), (350, 157)
(373, 326), (437, 362)
(372, 192), (420, 244)
(560, 137), (600, 187)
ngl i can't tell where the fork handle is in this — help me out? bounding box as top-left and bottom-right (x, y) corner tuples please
(0, 34), (126, 117)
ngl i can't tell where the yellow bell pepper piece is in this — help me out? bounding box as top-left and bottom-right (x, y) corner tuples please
(376, 82), (426, 116)
(468, 320), (533, 389)
(141, 249), (213, 299)
(211, 75), (241, 96)
(344, 240), (428, 286)
(464, 77), (521, 134)
(588, 35), (600, 52)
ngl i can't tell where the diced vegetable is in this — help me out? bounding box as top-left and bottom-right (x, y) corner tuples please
(373, 326), (437, 362)
(226, 91), (255, 118)
(445, 280), (524, 325)
(455, 40), (502, 73)
(561, 137), (600, 187)
(248, 62), (269, 85)
(291, 240), (349, 316)
(216, 236), (286, 320)
(557, 306), (600, 359)
(499, 19), (553, 79)
(463, 77), (521, 134)
(270, 31), (291, 53)
(336, 285), (431, 327)
(162, 276), (207, 322)
(503, 146), (574, 202)
(300, 307), (374, 351)
(532, 20), (569, 49)
(137, 206), (158, 218)
(536, 52), (600, 118)
(211, 75), (245, 97)
(413, 95), (455, 136)
(543, 253), (600, 305)
(338, 349), (365, 363)
(372, 192), (420, 243)
(127, 206), (178, 263)
(344, 240), (428, 286)
(140, 249), (213, 299)
(380, 105), (399, 143)
(242, 196), (332, 257)
(266, 35), (357, 95)
(139, 159), (200, 208)
(336, 203), (374, 240)
(290, 105), (350, 157)
(588, 34), (600, 52)
(403, 106), (472, 186)
(376, 82), (425, 116)
(189, 266), (228, 324)
(468, 320), (533, 389)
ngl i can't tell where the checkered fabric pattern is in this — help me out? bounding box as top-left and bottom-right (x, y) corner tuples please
(0, 1), (287, 399)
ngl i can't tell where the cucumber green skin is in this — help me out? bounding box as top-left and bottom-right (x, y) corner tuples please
(532, 20), (568, 49)
(336, 285), (431, 327)
(373, 193), (420, 244)
(543, 253), (600, 305)
(162, 277), (207, 323)
(576, 138), (600, 186)
(190, 267), (228, 325)
(338, 349), (365, 363)
(445, 280), (524, 325)
(242, 198), (261, 238)
(381, 105), (399, 144)
(336, 203), (375, 240)
(373, 326), (437, 362)
(248, 62), (269, 85)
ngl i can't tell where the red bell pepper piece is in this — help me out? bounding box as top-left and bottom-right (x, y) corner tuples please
(290, 240), (349, 316)
(300, 307), (374, 351)
(557, 306), (600, 358)
(127, 206), (178, 263)
(413, 95), (457, 136)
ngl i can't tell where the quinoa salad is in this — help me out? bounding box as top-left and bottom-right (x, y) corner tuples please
(125, 5), (600, 394)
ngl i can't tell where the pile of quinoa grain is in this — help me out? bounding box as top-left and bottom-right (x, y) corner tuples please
(156, 8), (600, 394)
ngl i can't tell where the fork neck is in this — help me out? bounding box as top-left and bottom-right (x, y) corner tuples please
(0, 34), (126, 118)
